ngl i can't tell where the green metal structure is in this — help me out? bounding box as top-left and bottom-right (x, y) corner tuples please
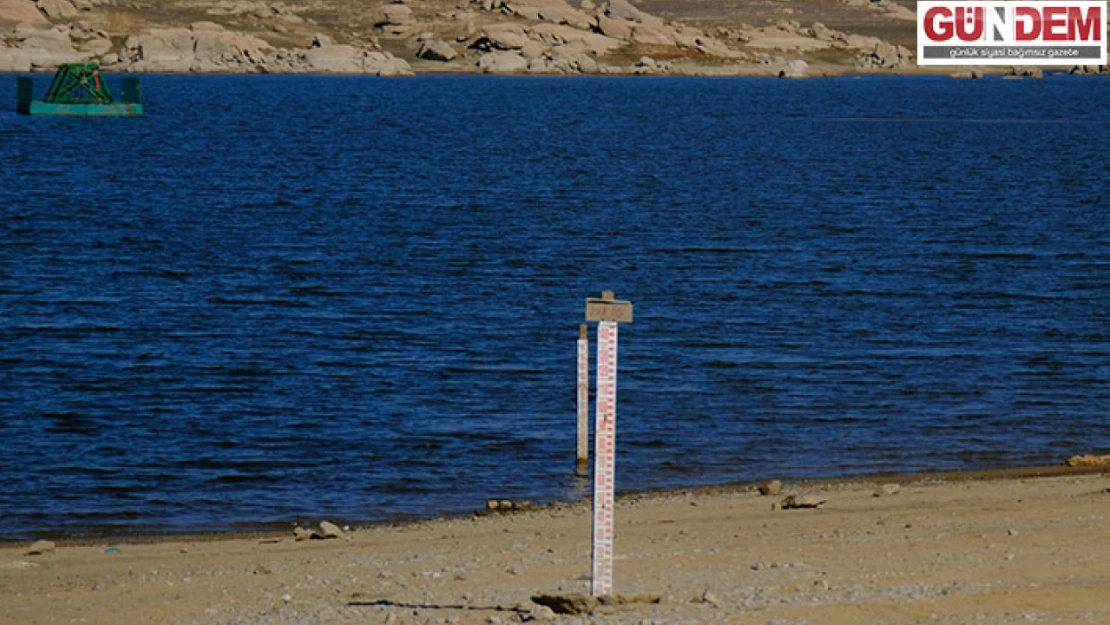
(17, 63), (143, 117)
(42, 63), (114, 104)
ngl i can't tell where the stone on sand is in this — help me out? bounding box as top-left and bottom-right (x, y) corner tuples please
(25, 540), (56, 555)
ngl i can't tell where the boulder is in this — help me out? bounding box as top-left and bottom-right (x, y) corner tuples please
(1069, 65), (1110, 75)
(694, 36), (745, 59)
(124, 28), (195, 70)
(318, 521), (344, 539)
(121, 25), (272, 72)
(575, 53), (597, 73)
(596, 16), (632, 40)
(758, 480), (783, 496)
(528, 22), (621, 55)
(478, 50), (527, 73)
(304, 42), (363, 72)
(630, 22), (676, 46)
(75, 35), (111, 56)
(473, 23), (529, 50)
(416, 38), (457, 61)
(365, 51), (414, 76)
(0, 47), (34, 72)
(293, 525), (319, 541)
(519, 40), (546, 59)
(857, 40), (911, 69)
(809, 22), (834, 40)
(604, 0), (644, 22)
(506, 0), (594, 30)
(779, 58), (807, 78)
(633, 54), (670, 73)
(25, 540), (56, 555)
(526, 56), (553, 72)
(191, 23), (273, 66)
(0, 0), (49, 25)
(14, 22), (84, 67)
(35, 0), (78, 20)
(381, 4), (413, 25)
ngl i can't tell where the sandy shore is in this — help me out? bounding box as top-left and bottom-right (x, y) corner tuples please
(3, 468), (1109, 625)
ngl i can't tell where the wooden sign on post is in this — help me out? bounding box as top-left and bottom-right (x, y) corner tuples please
(585, 291), (632, 597)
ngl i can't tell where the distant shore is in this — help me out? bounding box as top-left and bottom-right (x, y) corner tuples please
(5, 0), (1108, 78)
(4, 463), (1108, 625)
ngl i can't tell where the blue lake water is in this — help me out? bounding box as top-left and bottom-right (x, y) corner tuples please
(0, 74), (1107, 539)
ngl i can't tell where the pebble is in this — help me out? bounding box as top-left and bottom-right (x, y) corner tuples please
(530, 604), (557, 621)
(293, 526), (320, 541)
(694, 589), (721, 607)
(25, 540), (55, 556)
(875, 484), (902, 497)
(781, 494), (827, 509)
(758, 480), (783, 496)
(319, 521), (345, 539)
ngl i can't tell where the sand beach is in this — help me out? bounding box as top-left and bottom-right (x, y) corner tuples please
(4, 467), (1109, 625)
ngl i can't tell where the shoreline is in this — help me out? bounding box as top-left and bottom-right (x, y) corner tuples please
(3, 463), (1108, 625)
(6, 66), (1103, 78)
(6, 461), (1106, 546)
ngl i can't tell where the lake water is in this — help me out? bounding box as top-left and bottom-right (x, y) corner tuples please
(0, 74), (1107, 539)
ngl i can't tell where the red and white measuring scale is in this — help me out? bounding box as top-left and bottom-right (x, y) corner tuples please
(584, 292), (632, 597)
(592, 319), (618, 595)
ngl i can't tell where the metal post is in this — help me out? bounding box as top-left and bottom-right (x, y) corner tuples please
(577, 324), (589, 476)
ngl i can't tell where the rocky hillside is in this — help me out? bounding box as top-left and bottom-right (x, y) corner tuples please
(0, 0), (1105, 76)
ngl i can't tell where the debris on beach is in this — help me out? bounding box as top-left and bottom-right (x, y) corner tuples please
(758, 480), (783, 496)
(781, 494), (828, 510)
(528, 604), (557, 621)
(477, 499), (533, 515)
(318, 521), (345, 539)
(1065, 454), (1110, 468)
(531, 593), (597, 615)
(691, 589), (722, 607)
(874, 484), (902, 497)
(531, 592), (662, 615)
(293, 521), (347, 541)
(24, 540), (55, 556)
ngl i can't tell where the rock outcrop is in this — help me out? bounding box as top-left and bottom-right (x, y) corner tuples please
(304, 38), (412, 75)
(35, 0), (78, 21)
(1, 22), (83, 70)
(0, 0), (989, 76)
(478, 49), (527, 73)
(417, 38), (457, 62)
(0, 0), (48, 26)
(123, 23), (274, 72)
